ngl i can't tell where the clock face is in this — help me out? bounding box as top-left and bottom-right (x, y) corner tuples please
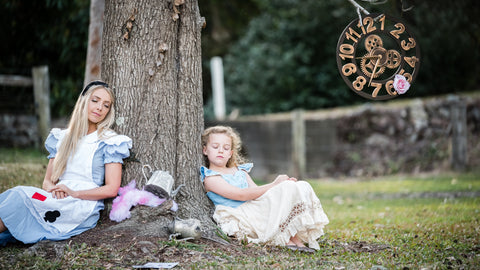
(336, 13), (421, 100)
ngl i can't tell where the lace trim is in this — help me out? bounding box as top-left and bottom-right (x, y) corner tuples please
(279, 202), (306, 233)
(278, 201), (322, 233)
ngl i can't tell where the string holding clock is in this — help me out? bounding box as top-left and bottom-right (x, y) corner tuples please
(336, 13), (421, 100)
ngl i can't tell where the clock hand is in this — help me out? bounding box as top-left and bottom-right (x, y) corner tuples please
(368, 56), (381, 87)
(355, 55), (381, 60)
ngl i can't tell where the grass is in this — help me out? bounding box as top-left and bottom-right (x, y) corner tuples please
(0, 148), (479, 269)
(320, 196), (479, 268)
(310, 173), (480, 197)
(0, 148), (48, 191)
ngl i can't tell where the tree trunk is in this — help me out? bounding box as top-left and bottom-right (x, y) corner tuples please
(101, 0), (214, 234)
(84, 0), (105, 85)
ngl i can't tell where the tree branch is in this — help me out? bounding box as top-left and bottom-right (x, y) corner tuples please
(347, 0), (370, 16)
(347, 0), (369, 26)
(401, 0), (414, 12)
(347, 0), (389, 25)
(362, 0), (388, 4)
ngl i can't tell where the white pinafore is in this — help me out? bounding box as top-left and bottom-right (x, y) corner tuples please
(19, 131), (100, 235)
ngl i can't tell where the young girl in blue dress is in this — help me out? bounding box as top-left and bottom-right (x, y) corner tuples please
(200, 125), (329, 250)
(0, 81), (132, 246)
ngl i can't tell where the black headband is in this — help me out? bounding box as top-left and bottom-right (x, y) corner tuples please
(81, 81), (109, 96)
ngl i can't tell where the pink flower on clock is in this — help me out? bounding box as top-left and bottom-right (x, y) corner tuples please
(393, 74), (410, 94)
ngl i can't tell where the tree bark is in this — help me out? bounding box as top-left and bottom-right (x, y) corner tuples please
(84, 0), (105, 86)
(101, 0), (214, 233)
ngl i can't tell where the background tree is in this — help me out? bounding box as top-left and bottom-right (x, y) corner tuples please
(0, 0), (478, 120)
(223, 0), (357, 115)
(409, 0), (480, 94)
(0, 0), (90, 117)
(197, 0), (260, 117)
(101, 0), (213, 231)
(222, 0), (480, 116)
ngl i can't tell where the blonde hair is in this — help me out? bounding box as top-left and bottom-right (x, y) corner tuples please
(201, 125), (247, 168)
(50, 83), (116, 183)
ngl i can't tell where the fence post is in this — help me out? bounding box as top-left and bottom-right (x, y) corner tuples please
(210, 57), (226, 121)
(448, 95), (467, 171)
(292, 109), (306, 179)
(32, 66), (51, 148)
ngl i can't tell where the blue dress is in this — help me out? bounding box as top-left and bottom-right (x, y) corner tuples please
(200, 163), (253, 208)
(0, 128), (132, 245)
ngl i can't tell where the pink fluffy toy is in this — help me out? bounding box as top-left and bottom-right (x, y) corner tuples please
(109, 180), (178, 222)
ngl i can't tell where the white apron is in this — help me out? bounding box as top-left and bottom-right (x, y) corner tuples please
(20, 132), (100, 235)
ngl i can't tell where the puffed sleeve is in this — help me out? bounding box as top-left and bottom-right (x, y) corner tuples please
(101, 134), (133, 164)
(200, 166), (220, 182)
(238, 163), (253, 173)
(44, 128), (66, 159)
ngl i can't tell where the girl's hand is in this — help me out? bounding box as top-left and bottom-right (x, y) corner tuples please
(273, 174), (289, 184)
(50, 184), (76, 199)
(273, 175), (297, 185)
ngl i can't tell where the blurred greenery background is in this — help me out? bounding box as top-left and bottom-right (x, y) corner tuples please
(0, 0), (479, 119)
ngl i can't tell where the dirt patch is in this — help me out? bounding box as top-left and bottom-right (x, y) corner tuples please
(6, 215), (394, 269)
(11, 216), (280, 268)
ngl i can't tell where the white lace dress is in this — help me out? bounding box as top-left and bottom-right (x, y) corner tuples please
(200, 163), (329, 249)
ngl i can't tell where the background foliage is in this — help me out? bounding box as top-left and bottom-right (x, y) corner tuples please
(0, 0), (89, 117)
(221, 0), (480, 115)
(0, 0), (478, 118)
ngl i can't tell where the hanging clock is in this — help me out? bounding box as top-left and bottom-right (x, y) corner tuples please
(336, 13), (420, 100)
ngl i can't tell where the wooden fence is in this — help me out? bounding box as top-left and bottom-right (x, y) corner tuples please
(207, 95), (473, 180)
(0, 66), (51, 148)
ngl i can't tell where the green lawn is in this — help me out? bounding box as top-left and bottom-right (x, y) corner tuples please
(319, 197), (479, 268)
(1, 148), (479, 269)
(0, 148), (48, 192)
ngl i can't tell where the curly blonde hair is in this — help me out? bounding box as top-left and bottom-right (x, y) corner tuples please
(201, 125), (247, 168)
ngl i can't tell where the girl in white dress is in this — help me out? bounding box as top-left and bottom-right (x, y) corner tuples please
(200, 126), (329, 251)
(0, 81), (132, 246)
